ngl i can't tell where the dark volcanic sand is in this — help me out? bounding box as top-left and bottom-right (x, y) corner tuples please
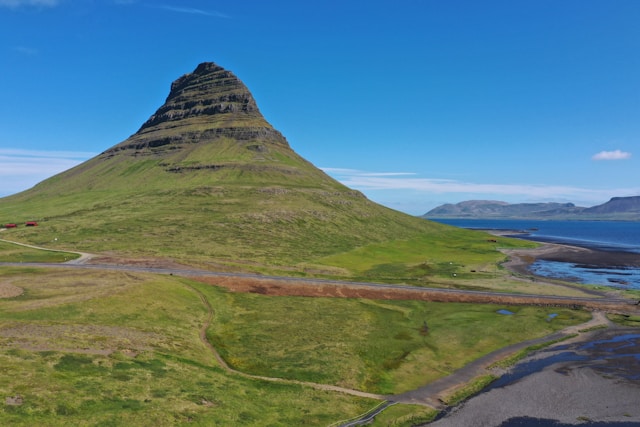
(502, 243), (640, 278)
(423, 243), (640, 426)
(425, 328), (640, 426)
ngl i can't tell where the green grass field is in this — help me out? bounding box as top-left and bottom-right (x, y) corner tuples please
(0, 62), (626, 426)
(204, 285), (590, 394)
(0, 265), (591, 425)
(0, 131), (542, 282)
(0, 240), (79, 263)
(0, 268), (375, 426)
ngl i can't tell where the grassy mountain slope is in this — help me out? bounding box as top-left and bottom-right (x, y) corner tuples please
(0, 63), (515, 276)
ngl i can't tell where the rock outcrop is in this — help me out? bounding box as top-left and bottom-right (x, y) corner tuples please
(105, 62), (289, 155)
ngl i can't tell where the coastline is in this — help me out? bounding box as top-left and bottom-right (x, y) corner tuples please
(426, 327), (640, 426)
(423, 237), (640, 426)
(498, 237), (640, 281)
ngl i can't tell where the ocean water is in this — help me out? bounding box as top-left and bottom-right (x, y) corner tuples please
(431, 219), (640, 290)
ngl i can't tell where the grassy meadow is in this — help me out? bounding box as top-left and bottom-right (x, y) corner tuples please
(0, 62), (619, 427)
(3, 209), (553, 294)
(0, 131), (540, 284)
(0, 261), (591, 425)
(0, 268), (375, 426)
(0, 240), (79, 263)
(204, 285), (590, 394)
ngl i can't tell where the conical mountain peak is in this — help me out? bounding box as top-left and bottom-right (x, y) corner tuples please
(0, 61), (446, 272)
(139, 62), (260, 131)
(107, 62), (288, 154)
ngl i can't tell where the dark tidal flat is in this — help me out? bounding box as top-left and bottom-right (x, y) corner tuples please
(426, 330), (640, 426)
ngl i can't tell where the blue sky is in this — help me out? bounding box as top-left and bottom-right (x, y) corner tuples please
(1, 0), (638, 215)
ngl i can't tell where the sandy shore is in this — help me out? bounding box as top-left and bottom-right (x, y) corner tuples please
(426, 328), (640, 426)
(502, 242), (640, 277)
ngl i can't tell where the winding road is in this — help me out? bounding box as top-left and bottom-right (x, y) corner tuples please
(0, 258), (636, 313)
(2, 237), (639, 425)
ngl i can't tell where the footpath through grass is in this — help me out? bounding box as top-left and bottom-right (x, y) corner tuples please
(0, 240), (79, 263)
(0, 269), (374, 426)
(203, 283), (590, 395)
(0, 245), (593, 425)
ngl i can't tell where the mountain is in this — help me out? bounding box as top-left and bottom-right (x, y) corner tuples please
(582, 196), (640, 216)
(0, 62), (450, 273)
(424, 200), (581, 218)
(423, 197), (640, 220)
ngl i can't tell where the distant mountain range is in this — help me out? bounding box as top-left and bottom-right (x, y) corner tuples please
(423, 197), (640, 220)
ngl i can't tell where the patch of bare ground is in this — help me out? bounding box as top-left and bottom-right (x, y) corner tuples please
(4, 269), (142, 311)
(0, 323), (163, 356)
(86, 254), (191, 270)
(192, 276), (638, 314)
(5, 395), (23, 406)
(0, 281), (23, 298)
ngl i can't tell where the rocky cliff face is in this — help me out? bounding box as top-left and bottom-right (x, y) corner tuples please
(106, 62), (289, 155)
(139, 63), (260, 130)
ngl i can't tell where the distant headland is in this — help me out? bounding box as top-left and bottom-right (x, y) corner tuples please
(423, 196), (640, 221)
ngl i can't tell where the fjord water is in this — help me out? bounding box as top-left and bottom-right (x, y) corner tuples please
(432, 219), (640, 289)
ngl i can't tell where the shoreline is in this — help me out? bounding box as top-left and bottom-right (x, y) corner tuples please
(422, 237), (640, 426)
(426, 326), (640, 426)
(498, 236), (640, 279)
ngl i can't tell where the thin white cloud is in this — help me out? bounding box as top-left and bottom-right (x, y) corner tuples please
(156, 5), (228, 18)
(0, 148), (96, 160)
(0, 148), (95, 196)
(322, 167), (640, 203)
(592, 149), (632, 161)
(0, 0), (58, 8)
(323, 168), (416, 177)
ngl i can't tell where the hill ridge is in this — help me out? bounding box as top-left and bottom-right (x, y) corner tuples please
(0, 61), (449, 273)
(423, 197), (640, 220)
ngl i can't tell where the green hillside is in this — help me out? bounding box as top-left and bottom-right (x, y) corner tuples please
(0, 63), (523, 279)
(0, 63), (604, 427)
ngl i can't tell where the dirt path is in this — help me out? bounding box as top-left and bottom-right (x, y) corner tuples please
(181, 280), (619, 426)
(182, 282), (386, 401)
(2, 239), (637, 423)
(0, 238), (94, 264)
(389, 310), (614, 408)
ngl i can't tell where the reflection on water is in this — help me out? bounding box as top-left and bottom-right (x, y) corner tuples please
(529, 260), (640, 290)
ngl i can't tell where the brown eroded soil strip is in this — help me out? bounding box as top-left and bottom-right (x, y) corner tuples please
(191, 275), (637, 315)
